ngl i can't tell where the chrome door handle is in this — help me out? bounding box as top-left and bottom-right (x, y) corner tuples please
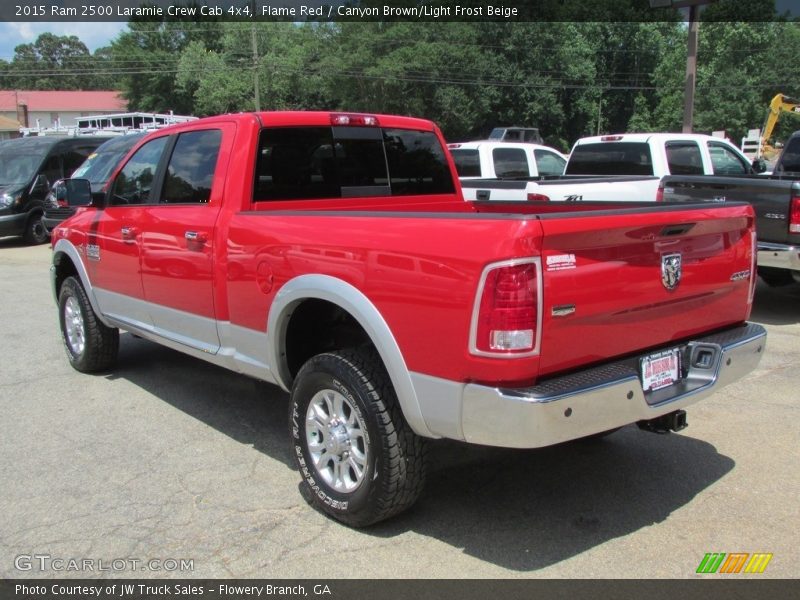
(121, 226), (137, 242)
(185, 231), (208, 243)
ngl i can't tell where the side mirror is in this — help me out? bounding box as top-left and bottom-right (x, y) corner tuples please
(54, 178), (95, 207)
(752, 158), (768, 174)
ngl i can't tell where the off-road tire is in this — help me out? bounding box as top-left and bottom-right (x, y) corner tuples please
(58, 276), (119, 373)
(289, 348), (427, 527)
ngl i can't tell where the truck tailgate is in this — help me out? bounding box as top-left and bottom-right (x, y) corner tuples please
(536, 203), (755, 376)
(662, 175), (800, 246)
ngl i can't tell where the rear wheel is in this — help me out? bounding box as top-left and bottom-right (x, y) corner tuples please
(289, 348), (426, 527)
(58, 276), (119, 372)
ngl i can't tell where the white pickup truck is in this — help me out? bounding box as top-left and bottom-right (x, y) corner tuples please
(460, 133), (765, 202)
(448, 141), (567, 179)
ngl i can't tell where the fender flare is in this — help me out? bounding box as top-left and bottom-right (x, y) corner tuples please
(266, 274), (437, 439)
(51, 238), (113, 328)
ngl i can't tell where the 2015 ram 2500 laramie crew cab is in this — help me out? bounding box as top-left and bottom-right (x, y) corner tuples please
(51, 112), (766, 526)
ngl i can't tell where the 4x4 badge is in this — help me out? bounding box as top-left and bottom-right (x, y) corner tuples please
(662, 253), (682, 290)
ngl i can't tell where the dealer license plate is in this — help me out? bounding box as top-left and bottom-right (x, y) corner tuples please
(640, 348), (681, 392)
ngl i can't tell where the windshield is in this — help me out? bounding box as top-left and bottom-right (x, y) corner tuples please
(566, 142), (654, 176)
(0, 152), (43, 186)
(72, 150), (129, 184)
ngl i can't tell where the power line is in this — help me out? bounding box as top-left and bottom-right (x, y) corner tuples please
(0, 62), (792, 92)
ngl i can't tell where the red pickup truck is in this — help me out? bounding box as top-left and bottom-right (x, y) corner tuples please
(50, 111), (766, 526)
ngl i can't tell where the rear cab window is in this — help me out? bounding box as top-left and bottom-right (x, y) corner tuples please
(253, 125), (455, 201)
(565, 142), (654, 176)
(665, 141), (704, 175)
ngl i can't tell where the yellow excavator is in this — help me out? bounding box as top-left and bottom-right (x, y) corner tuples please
(758, 93), (800, 159)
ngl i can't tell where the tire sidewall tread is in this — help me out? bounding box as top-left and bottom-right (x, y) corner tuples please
(290, 348), (426, 527)
(58, 276), (119, 373)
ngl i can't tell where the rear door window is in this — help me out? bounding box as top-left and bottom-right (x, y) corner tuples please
(450, 149), (481, 177)
(665, 141), (704, 175)
(566, 142), (654, 175)
(492, 148), (529, 178)
(160, 129), (222, 204)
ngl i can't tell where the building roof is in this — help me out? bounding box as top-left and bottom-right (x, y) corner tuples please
(0, 90), (126, 112)
(0, 115), (20, 131)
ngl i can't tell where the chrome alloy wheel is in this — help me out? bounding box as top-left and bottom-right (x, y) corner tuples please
(63, 295), (86, 356)
(305, 388), (369, 493)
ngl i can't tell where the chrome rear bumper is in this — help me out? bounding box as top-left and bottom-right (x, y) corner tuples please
(461, 323), (766, 448)
(757, 242), (800, 272)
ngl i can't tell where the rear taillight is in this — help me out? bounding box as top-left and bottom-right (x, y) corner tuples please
(471, 259), (541, 356)
(527, 193), (550, 202)
(655, 182), (664, 202)
(790, 195), (800, 233)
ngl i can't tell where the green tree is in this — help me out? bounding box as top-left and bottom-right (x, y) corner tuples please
(8, 33), (93, 90)
(111, 11), (223, 112)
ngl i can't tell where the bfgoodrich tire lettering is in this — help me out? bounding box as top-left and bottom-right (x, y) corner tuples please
(289, 348), (426, 527)
(58, 276), (119, 373)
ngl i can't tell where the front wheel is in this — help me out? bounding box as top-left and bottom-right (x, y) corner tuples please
(23, 212), (49, 245)
(289, 348), (426, 527)
(58, 276), (119, 373)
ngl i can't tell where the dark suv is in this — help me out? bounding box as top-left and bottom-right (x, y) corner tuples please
(0, 136), (111, 244)
(42, 133), (144, 234)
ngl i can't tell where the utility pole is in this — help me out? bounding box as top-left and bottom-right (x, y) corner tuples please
(649, 1), (714, 133)
(682, 4), (700, 132)
(596, 92), (603, 135)
(251, 23), (261, 112)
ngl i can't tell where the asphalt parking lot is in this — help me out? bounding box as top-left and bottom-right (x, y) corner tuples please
(1, 239), (798, 579)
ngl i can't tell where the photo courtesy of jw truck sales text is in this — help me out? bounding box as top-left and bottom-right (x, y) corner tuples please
(13, 583), (333, 596)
